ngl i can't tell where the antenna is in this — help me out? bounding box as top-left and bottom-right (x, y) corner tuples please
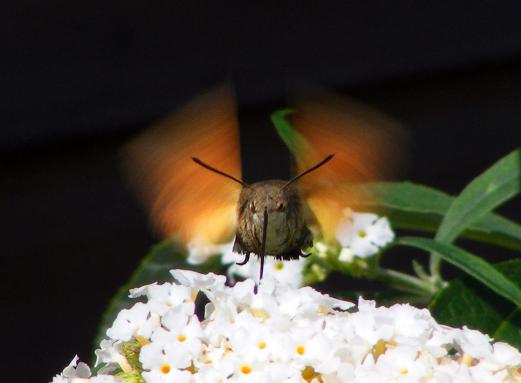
(281, 154), (335, 189)
(192, 157), (249, 188)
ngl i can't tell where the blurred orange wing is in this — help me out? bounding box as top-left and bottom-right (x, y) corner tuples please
(290, 89), (405, 239)
(123, 85), (242, 245)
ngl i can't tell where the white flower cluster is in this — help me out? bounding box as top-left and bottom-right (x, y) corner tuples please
(334, 210), (394, 259)
(51, 356), (115, 383)
(52, 270), (521, 383)
(223, 253), (306, 288)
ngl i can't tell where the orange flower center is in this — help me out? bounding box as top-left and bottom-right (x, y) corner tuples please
(241, 364), (252, 374)
(160, 363), (171, 374)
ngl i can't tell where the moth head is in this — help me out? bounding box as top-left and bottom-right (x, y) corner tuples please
(249, 183), (290, 215)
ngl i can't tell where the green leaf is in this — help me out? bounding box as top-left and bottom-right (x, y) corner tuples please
(396, 236), (521, 307)
(494, 310), (521, 348)
(93, 240), (222, 349)
(436, 147), (521, 244)
(430, 259), (521, 349)
(353, 182), (521, 251)
(271, 109), (304, 154)
(431, 148), (521, 276)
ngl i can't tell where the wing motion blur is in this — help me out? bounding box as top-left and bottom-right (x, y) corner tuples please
(123, 85), (242, 245)
(289, 89), (405, 239)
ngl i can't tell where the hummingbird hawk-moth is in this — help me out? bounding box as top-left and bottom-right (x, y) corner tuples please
(124, 84), (402, 282)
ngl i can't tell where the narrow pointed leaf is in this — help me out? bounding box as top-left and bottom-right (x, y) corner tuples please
(271, 108), (304, 153)
(353, 182), (521, 250)
(436, 147), (521, 243)
(396, 236), (521, 307)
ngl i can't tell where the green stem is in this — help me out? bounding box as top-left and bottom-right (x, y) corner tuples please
(429, 252), (442, 280)
(377, 268), (435, 295)
(412, 259), (430, 281)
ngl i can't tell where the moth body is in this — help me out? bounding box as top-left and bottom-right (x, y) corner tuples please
(233, 180), (313, 260)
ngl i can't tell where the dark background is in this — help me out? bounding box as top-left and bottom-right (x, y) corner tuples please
(3, 2), (521, 381)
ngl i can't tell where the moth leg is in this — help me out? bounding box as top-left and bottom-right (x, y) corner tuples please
(298, 227), (313, 258)
(236, 253), (250, 265)
(233, 234), (250, 265)
(300, 250), (311, 258)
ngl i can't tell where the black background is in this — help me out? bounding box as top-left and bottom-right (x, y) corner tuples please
(3, 2), (521, 381)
